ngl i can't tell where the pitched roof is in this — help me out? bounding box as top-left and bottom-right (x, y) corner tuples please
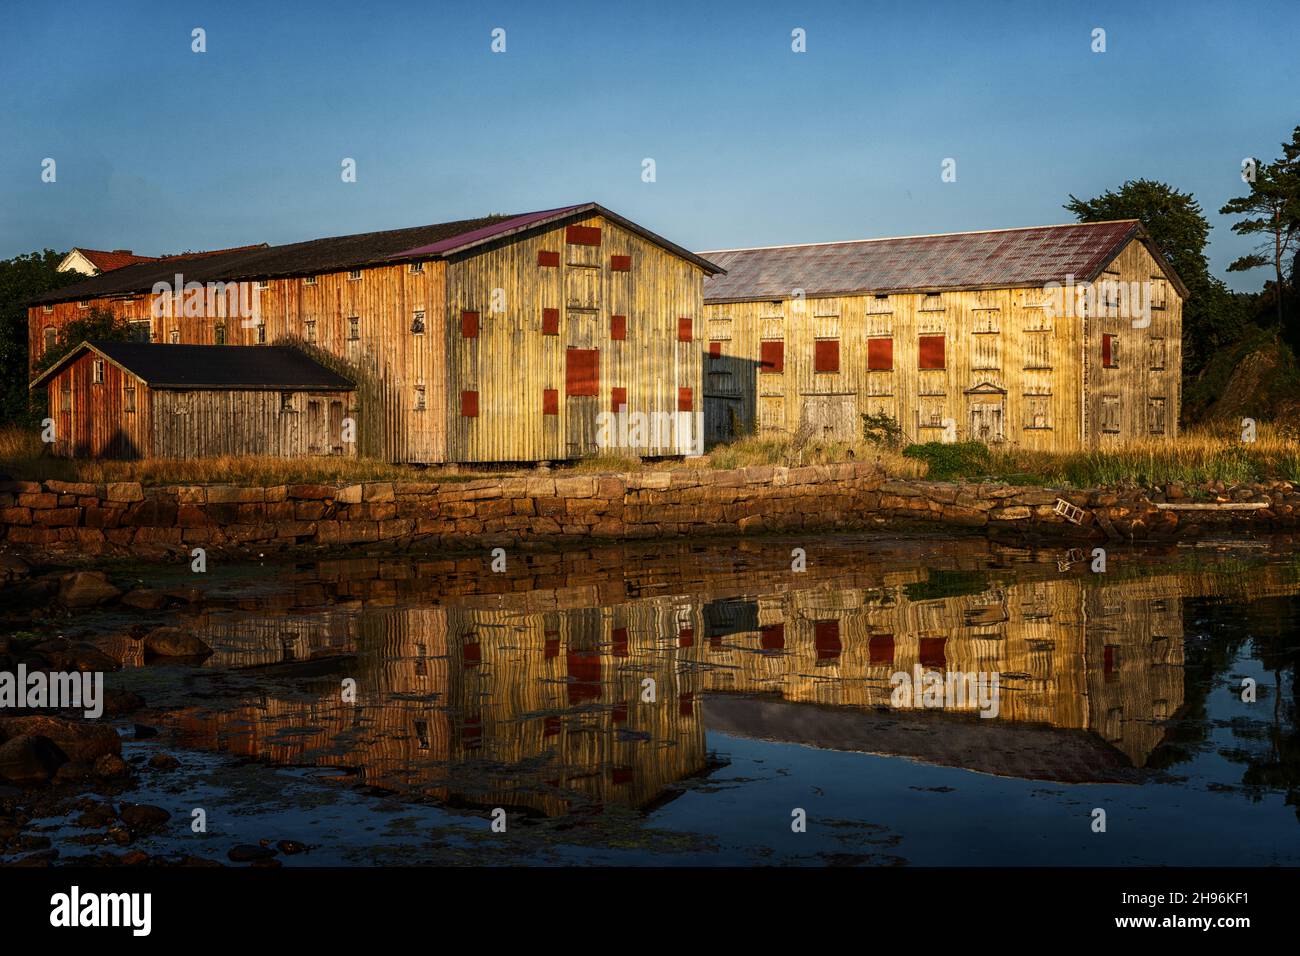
(30, 341), (355, 392)
(701, 220), (1186, 303)
(32, 203), (724, 306)
(75, 249), (160, 272)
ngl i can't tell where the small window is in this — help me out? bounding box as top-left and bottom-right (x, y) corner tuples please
(814, 339), (840, 373)
(760, 340), (784, 373)
(919, 335), (945, 370)
(128, 320), (151, 343)
(415, 386), (427, 411)
(709, 341), (723, 360)
(565, 225), (601, 246)
(280, 391), (295, 412)
(214, 324), (226, 345)
(304, 275), (317, 286)
(348, 316), (360, 340)
(1150, 277), (1167, 310)
(77, 300), (89, 310)
(1147, 397), (1167, 435)
(867, 337), (893, 371)
(678, 317), (693, 342)
(611, 387), (628, 413)
(412, 310), (426, 335)
(347, 269), (362, 281)
(1149, 338), (1166, 370)
(169, 329), (180, 344)
(255, 279), (270, 290)
(42, 304), (53, 314)
(1101, 395), (1121, 434)
(920, 293), (943, 311)
(1102, 333), (1119, 368)
(1024, 394), (1052, 429)
(60, 384), (72, 412)
(538, 250), (560, 267)
(124, 386), (136, 413)
(92, 359), (104, 384)
(256, 322), (267, 344)
(43, 327), (56, 353)
(304, 320), (317, 343)
(678, 387), (693, 412)
(409, 261), (425, 274)
(610, 314), (626, 340)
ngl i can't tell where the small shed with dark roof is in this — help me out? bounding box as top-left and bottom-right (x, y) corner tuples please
(31, 342), (356, 460)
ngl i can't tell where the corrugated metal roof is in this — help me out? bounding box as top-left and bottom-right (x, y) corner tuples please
(31, 342), (355, 391)
(701, 220), (1162, 302)
(32, 204), (723, 306)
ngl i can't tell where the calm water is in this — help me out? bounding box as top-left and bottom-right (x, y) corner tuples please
(64, 535), (1300, 865)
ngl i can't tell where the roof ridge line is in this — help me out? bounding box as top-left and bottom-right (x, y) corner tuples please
(699, 220), (1140, 255)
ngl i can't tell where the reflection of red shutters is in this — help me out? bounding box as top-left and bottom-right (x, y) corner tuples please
(760, 623), (785, 651)
(611, 387), (627, 413)
(678, 317), (693, 341)
(678, 387), (693, 412)
(610, 314), (626, 340)
(538, 250), (560, 267)
(869, 634), (894, 665)
(814, 620), (842, 660)
(919, 637), (947, 669)
(760, 340), (784, 373)
(542, 308), (559, 335)
(612, 703), (628, 723)
(868, 338), (893, 370)
(567, 650), (602, 704)
(463, 639), (481, 666)
(612, 627), (628, 657)
(565, 349), (599, 396)
(1104, 645), (1118, 681)
(680, 692), (695, 718)
(544, 630), (560, 658)
(542, 388), (559, 415)
(678, 627), (694, 648)
(460, 390), (479, 417)
(566, 225), (601, 246)
(814, 339), (840, 372)
(919, 335), (945, 370)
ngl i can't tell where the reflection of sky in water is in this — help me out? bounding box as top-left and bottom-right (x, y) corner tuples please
(47, 537), (1300, 866)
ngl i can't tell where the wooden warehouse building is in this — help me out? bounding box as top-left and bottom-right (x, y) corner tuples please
(29, 203), (723, 463)
(30, 342), (356, 459)
(699, 220), (1185, 451)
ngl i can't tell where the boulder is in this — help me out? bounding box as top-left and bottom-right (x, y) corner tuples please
(120, 588), (168, 611)
(0, 735), (67, 784)
(143, 627), (212, 658)
(57, 571), (121, 608)
(0, 715), (121, 763)
(120, 804), (171, 829)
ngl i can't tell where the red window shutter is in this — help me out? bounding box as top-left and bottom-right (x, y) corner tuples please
(919, 335), (945, 370)
(611, 386), (627, 413)
(565, 225), (601, 246)
(814, 339), (840, 372)
(869, 634), (894, 666)
(919, 637), (947, 669)
(610, 314), (626, 340)
(610, 254), (631, 272)
(542, 307), (559, 335)
(814, 620), (842, 660)
(565, 348), (599, 397)
(461, 310), (479, 338)
(1102, 334), (1114, 367)
(678, 387), (693, 412)
(868, 337), (893, 370)
(461, 390), (479, 417)
(542, 388), (559, 415)
(538, 250), (560, 267)
(760, 340), (784, 373)
(760, 623), (785, 651)
(709, 341), (723, 358)
(678, 316), (692, 341)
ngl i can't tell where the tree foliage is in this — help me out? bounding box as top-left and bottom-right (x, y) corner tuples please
(0, 251), (78, 425)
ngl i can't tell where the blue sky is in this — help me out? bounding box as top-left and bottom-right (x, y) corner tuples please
(1, 0), (1295, 290)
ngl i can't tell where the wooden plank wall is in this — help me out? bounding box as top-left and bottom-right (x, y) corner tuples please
(702, 236), (1183, 452)
(44, 352), (151, 458)
(149, 389), (357, 459)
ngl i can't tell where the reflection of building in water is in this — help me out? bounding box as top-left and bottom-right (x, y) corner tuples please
(159, 545), (1299, 813)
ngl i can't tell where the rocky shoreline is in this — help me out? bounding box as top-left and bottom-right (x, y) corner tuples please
(2, 466), (1299, 561)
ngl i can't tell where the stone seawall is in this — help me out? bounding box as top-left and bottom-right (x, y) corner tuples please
(1, 464), (1297, 559)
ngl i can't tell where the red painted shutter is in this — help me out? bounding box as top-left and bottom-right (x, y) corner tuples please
(868, 337), (893, 370)
(542, 307), (559, 335)
(678, 387), (693, 412)
(565, 225), (601, 246)
(565, 349), (599, 397)
(760, 340), (784, 373)
(537, 250), (560, 267)
(610, 314), (626, 340)
(708, 341), (723, 358)
(542, 388), (559, 415)
(611, 386), (627, 413)
(1102, 334), (1114, 367)
(814, 339), (840, 372)
(919, 335), (945, 370)
(814, 620), (842, 660)
(610, 254), (631, 272)
(461, 310), (479, 338)
(678, 317), (692, 341)
(460, 390), (479, 417)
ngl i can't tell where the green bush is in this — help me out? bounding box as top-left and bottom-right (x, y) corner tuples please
(861, 411), (904, 448)
(902, 441), (992, 480)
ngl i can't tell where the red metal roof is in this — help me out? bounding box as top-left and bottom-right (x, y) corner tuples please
(701, 220), (1165, 303)
(76, 248), (159, 272)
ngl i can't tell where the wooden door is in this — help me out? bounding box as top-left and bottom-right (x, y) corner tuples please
(565, 348), (599, 458)
(328, 400), (345, 455)
(307, 400), (324, 454)
(803, 394), (858, 442)
(969, 400), (1004, 443)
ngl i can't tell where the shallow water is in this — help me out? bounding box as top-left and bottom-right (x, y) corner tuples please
(42, 534), (1300, 865)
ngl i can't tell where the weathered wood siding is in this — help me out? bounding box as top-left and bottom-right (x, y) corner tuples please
(444, 213), (706, 462)
(701, 236), (1181, 452)
(149, 389), (357, 459)
(44, 352), (151, 458)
